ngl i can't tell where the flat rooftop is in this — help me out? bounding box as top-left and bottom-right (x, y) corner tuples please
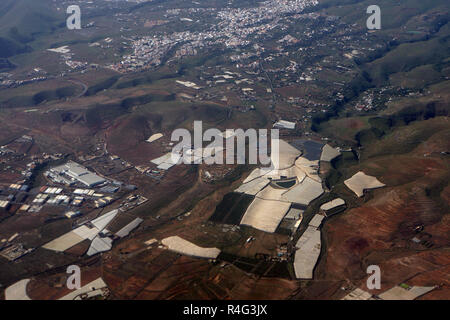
(51, 161), (106, 187)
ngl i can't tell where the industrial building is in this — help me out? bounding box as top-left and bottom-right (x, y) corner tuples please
(49, 161), (106, 187)
(273, 120), (296, 130)
(0, 200), (10, 209)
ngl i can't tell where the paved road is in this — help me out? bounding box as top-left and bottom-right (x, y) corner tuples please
(67, 79), (88, 98)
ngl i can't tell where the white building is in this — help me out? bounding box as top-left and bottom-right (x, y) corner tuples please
(50, 161), (106, 188)
(273, 120), (296, 130)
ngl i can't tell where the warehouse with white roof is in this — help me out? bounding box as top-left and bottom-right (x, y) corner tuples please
(50, 161), (106, 187)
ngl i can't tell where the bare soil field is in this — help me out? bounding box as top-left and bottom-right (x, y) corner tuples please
(313, 115), (450, 299)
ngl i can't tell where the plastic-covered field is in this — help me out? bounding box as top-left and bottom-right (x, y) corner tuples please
(320, 198), (345, 211)
(344, 171), (385, 197)
(240, 198), (292, 233)
(162, 236), (221, 259)
(294, 226), (321, 279)
(320, 144), (341, 162)
(146, 133), (163, 143)
(282, 177), (323, 205)
(5, 279), (31, 300)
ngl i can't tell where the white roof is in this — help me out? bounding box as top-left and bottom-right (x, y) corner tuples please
(235, 176), (270, 195)
(344, 171), (385, 197)
(294, 157), (321, 182)
(295, 226), (318, 249)
(285, 207), (303, 220)
(77, 174), (106, 187)
(242, 168), (273, 184)
(379, 285), (436, 300)
(320, 198), (345, 211)
(308, 214), (324, 228)
(267, 166), (305, 181)
(73, 225), (100, 240)
(52, 161), (106, 187)
(341, 288), (373, 300)
(271, 139), (302, 170)
(42, 231), (85, 252)
(87, 236), (113, 256)
(320, 144), (341, 162)
(5, 279), (31, 300)
(255, 185), (288, 202)
(157, 162), (176, 170)
(115, 218), (143, 238)
(0, 200), (9, 208)
(146, 133), (163, 143)
(240, 198), (291, 233)
(151, 152), (181, 168)
(294, 226), (321, 279)
(274, 120), (296, 129)
(281, 177), (323, 205)
(43, 210), (118, 253)
(91, 209), (119, 231)
(161, 236), (220, 259)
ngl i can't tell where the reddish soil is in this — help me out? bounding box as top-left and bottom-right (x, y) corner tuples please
(27, 264), (103, 300)
(314, 127), (450, 299)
